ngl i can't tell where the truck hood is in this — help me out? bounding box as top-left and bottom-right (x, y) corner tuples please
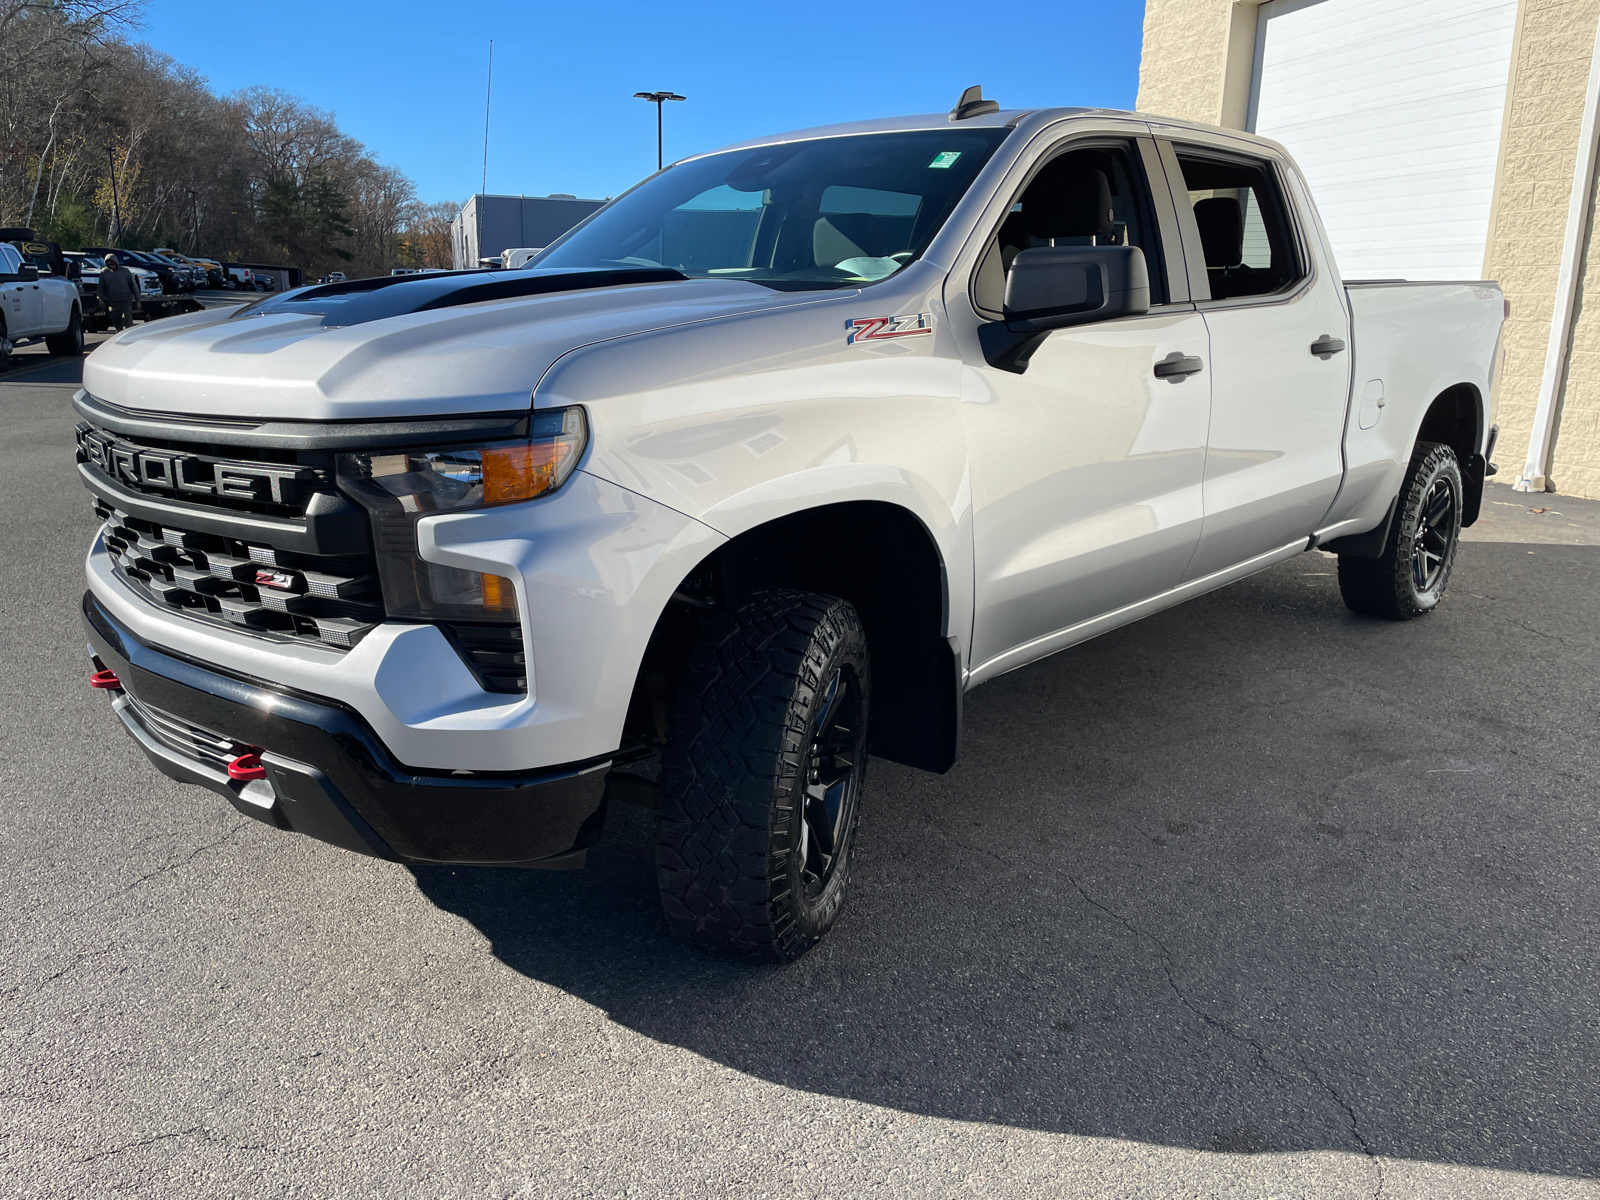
(81, 274), (837, 421)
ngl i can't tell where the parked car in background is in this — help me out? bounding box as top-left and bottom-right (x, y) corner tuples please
(504, 247), (545, 269)
(67, 253), (165, 329)
(145, 250), (202, 291)
(155, 249), (224, 289)
(0, 239), (84, 365)
(82, 248), (184, 294)
(222, 265), (254, 290)
(318, 271), (348, 285)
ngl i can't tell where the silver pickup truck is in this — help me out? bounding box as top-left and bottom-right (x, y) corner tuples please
(75, 92), (1504, 961)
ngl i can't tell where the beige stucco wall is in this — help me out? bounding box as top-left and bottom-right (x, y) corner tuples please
(1136, 0), (1238, 123)
(1482, 0), (1600, 495)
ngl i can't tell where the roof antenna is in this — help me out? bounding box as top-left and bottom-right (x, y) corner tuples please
(950, 84), (999, 121)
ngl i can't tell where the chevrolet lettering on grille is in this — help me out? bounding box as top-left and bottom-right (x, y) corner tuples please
(76, 424), (314, 507)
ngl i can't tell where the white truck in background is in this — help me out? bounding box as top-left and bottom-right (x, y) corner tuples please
(75, 92), (1503, 962)
(0, 235), (85, 364)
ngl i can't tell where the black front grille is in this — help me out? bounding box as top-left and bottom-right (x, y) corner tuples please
(75, 421), (323, 519)
(442, 623), (527, 694)
(96, 500), (382, 649)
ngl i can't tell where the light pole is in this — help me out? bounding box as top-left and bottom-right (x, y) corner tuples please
(633, 91), (685, 172)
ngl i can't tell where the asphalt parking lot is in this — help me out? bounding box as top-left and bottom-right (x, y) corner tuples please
(4, 345), (1599, 1199)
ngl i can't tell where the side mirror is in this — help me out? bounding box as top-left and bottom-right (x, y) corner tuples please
(67, 261), (82, 280)
(978, 245), (1151, 373)
(17, 264), (38, 282)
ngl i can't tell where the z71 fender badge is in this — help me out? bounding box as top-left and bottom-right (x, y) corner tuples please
(846, 313), (934, 345)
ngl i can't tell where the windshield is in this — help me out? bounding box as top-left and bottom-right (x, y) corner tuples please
(535, 129), (1010, 289)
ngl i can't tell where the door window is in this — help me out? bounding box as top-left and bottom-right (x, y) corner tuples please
(973, 142), (1167, 316)
(1172, 152), (1304, 301)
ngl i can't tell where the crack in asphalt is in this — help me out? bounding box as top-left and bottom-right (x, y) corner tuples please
(8, 822), (252, 998)
(1060, 873), (1386, 1200)
(74, 1123), (268, 1165)
(929, 819), (1386, 1199)
(111, 821), (252, 900)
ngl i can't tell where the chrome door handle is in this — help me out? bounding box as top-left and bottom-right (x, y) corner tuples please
(1154, 351), (1204, 379)
(1310, 334), (1346, 358)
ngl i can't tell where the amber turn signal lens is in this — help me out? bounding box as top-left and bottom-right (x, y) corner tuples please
(482, 441), (568, 505)
(479, 572), (517, 614)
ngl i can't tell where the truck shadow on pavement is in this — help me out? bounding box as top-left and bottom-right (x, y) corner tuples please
(413, 544), (1600, 1178)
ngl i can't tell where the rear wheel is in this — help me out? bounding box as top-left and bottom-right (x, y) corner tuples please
(46, 308), (84, 356)
(1338, 441), (1462, 619)
(656, 589), (871, 962)
(0, 315), (10, 369)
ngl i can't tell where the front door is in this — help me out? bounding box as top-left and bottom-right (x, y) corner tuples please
(963, 137), (1211, 676)
(1161, 141), (1352, 578)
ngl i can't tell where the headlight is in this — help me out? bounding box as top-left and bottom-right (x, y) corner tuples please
(336, 406), (586, 623)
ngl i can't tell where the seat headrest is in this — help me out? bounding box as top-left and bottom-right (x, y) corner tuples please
(1194, 196), (1243, 268)
(1019, 161), (1114, 239)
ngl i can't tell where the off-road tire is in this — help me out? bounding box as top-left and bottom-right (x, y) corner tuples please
(1338, 441), (1462, 619)
(0, 315), (10, 370)
(46, 308), (83, 356)
(656, 588), (870, 962)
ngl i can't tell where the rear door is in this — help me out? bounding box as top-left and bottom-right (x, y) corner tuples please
(1156, 138), (1351, 578)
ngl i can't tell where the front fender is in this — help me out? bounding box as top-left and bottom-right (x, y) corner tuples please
(417, 471), (726, 764)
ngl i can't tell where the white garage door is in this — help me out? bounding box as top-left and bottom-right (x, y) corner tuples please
(1248, 0), (1518, 281)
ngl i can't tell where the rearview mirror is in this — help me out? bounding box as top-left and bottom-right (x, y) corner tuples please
(979, 245), (1151, 373)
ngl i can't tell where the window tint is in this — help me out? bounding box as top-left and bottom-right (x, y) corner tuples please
(1174, 153), (1302, 300)
(973, 143), (1164, 314)
(0, 244), (21, 273)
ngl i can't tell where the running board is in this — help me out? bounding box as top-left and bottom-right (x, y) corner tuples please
(967, 537), (1313, 688)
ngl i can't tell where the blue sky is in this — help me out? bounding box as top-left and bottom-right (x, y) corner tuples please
(139, 0), (1145, 206)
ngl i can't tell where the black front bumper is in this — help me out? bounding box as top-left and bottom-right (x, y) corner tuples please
(83, 591), (609, 866)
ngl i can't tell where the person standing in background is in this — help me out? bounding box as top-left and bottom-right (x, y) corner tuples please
(100, 255), (137, 330)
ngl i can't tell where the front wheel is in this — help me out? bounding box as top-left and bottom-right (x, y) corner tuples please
(46, 308), (84, 356)
(1338, 441), (1462, 619)
(656, 589), (871, 962)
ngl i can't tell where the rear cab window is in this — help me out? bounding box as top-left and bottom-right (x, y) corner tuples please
(1169, 150), (1306, 302)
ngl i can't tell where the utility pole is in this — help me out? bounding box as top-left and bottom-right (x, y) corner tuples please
(633, 91), (686, 171)
(482, 40), (493, 195)
(105, 144), (121, 242)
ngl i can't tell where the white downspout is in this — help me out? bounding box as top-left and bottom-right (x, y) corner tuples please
(1517, 10), (1600, 492)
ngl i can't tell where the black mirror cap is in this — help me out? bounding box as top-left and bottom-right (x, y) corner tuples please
(1003, 245), (1150, 330)
(979, 246), (1151, 374)
(16, 264), (39, 282)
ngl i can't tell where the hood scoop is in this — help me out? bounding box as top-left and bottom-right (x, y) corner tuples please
(232, 266), (690, 328)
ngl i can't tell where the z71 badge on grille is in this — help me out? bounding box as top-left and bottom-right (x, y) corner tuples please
(846, 313), (933, 345)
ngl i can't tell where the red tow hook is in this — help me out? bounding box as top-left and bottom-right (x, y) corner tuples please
(89, 668), (122, 690)
(227, 752), (267, 781)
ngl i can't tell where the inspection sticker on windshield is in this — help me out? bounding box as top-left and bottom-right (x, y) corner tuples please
(928, 151), (962, 169)
(846, 313), (934, 344)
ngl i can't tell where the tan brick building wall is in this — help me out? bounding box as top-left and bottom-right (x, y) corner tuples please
(1482, 0), (1600, 496)
(1136, 0), (1239, 124)
(1138, 0), (1600, 498)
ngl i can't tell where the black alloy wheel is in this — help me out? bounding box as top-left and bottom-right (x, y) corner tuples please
(1411, 476), (1456, 593)
(1337, 440), (1463, 619)
(796, 665), (865, 901)
(657, 588), (871, 962)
